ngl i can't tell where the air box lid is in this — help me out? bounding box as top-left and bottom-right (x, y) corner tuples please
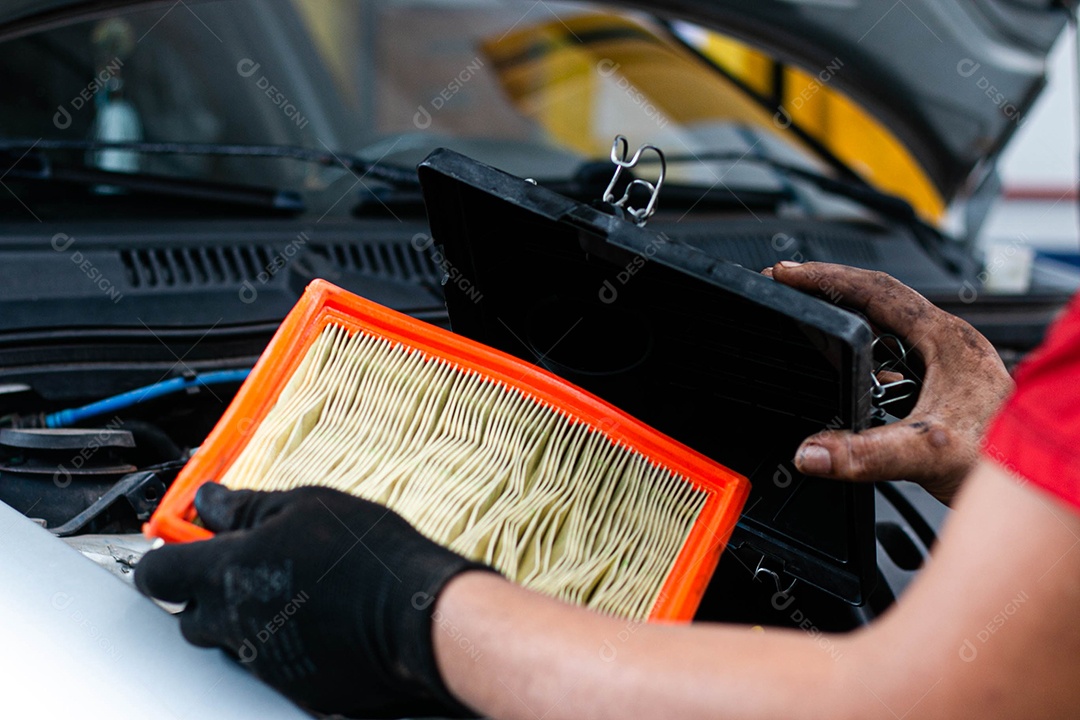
(418, 148), (877, 604)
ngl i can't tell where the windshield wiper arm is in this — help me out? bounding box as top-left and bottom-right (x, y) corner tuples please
(637, 151), (967, 275)
(0, 138), (421, 190)
(640, 152), (915, 221)
(1, 147), (305, 213)
(538, 158), (792, 213)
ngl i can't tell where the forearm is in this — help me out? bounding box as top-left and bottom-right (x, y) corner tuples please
(433, 572), (859, 720)
(433, 461), (1080, 720)
(845, 461), (1080, 719)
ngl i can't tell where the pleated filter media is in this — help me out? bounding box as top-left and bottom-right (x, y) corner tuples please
(148, 280), (750, 622)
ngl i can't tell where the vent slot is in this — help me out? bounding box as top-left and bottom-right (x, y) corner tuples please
(120, 245), (280, 288)
(669, 227), (883, 270)
(802, 232), (881, 265)
(672, 231), (798, 270)
(318, 240), (441, 283)
(120, 239), (444, 289)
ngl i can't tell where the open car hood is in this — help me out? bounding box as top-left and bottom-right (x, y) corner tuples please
(0, 0), (1073, 200)
(628, 0), (1074, 199)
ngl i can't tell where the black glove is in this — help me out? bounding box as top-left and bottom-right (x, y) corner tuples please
(135, 483), (494, 718)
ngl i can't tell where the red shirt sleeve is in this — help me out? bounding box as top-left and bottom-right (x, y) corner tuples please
(983, 293), (1080, 511)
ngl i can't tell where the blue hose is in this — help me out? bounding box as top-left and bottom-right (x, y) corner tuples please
(45, 369), (251, 428)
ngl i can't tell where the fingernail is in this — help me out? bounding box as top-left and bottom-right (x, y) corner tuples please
(778, 261), (802, 268)
(796, 444), (832, 474)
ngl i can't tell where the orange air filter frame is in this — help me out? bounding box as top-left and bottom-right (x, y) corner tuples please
(146, 279), (750, 622)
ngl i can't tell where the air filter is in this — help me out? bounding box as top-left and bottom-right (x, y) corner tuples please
(147, 280), (749, 622)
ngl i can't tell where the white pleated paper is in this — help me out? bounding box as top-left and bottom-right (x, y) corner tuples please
(220, 324), (707, 621)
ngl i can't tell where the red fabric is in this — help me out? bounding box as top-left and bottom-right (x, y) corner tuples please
(983, 294), (1080, 511)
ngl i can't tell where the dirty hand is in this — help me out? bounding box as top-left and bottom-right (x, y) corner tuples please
(135, 484), (493, 718)
(763, 262), (1013, 504)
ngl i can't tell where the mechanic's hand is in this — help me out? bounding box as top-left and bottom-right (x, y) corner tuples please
(135, 483), (494, 718)
(763, 261), (1013, 504)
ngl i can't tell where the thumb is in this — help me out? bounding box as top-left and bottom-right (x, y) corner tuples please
(793, 425), (926, 482)
(135, 540), (220, 603)
(194, 483), (293, 533)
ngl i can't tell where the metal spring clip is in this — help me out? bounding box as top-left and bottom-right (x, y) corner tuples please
(870, 334), (919, 421)
(602, 135), (667, 226)
(754, 556), (798, 596)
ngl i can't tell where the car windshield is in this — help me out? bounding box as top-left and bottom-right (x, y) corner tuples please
(0, 0), (827, 218)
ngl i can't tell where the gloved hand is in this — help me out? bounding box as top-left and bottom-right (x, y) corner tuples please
(764, 261), (1013, 504)
(135, 483), (494, 718)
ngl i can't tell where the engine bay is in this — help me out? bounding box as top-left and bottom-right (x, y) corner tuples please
(0, 214), (959, 633)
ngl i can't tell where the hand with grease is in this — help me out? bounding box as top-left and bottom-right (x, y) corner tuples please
(763, 261), (1013, 504)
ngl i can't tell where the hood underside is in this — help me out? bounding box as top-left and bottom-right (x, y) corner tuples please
(1, 0), (1073, 200)
(629, 0), (1073, 200)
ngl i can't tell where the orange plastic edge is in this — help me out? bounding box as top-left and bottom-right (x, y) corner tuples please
(146, 280), (751, 622)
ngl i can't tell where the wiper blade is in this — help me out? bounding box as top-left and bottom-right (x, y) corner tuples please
(545, 158), (792, 213)
(353, 180), (789, 222)
(547, 178), (789, 212)
(641, 152), (915, 221)
(351, 185), (428, 218)
(1, 148), (304, 213)
(0, 138), (421, 189)
(638, 151), (967, 275)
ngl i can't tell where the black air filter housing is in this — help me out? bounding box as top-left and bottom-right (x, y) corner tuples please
(419, 148), (877, 604)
